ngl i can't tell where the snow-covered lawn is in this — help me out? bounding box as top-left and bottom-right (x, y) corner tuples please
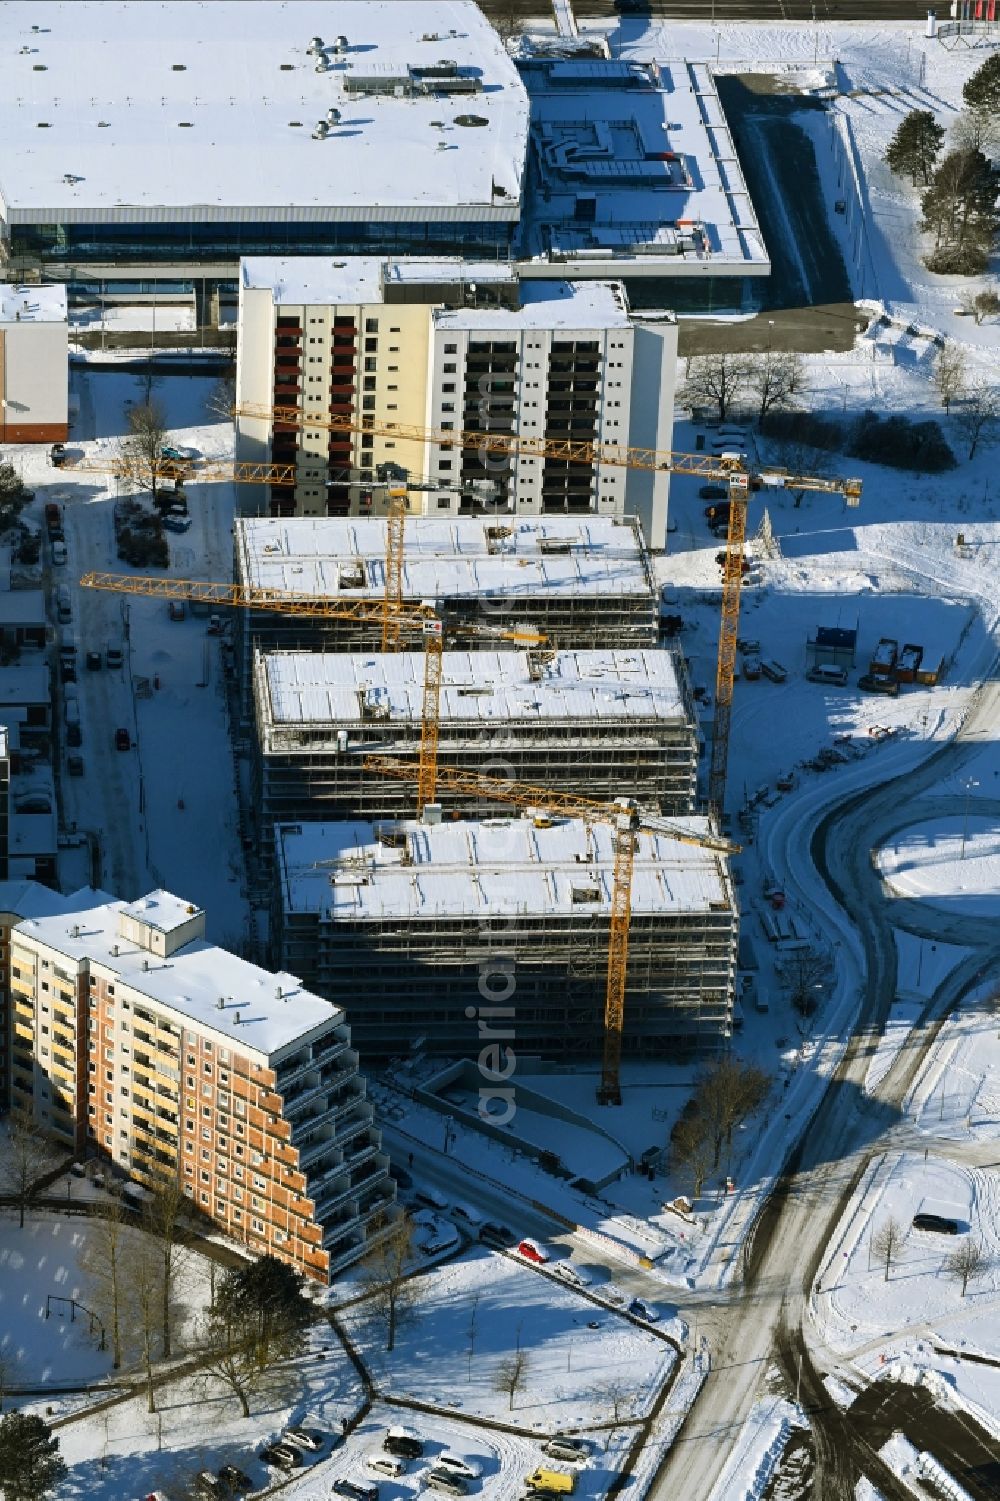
(342, 1246), (676, 1428)
(878, 817), (1000, 918)
(0, 1210), (213, 1388)
(819, 1153), (1000, 1357)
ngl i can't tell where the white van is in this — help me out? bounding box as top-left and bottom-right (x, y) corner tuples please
(806, 664), (848, 686)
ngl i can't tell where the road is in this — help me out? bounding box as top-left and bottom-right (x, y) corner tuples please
(478, 1), (930, 19)
(643, 678), (1000, 1499)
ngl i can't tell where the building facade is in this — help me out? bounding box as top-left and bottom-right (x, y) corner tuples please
(235, 257), (677, 548)
(251, 646), (698, 851)
(273, 816), (737, 1061)
(8, 889), (396, 1283)
(0, 286), (68, 443)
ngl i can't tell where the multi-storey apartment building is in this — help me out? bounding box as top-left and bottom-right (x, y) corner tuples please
(250, 645), (699, 853)
(235, 257), (677, 548)
(273, 815), (737, 1060)
(0, 284), (69, 443)
(8, 889), (395, 1283)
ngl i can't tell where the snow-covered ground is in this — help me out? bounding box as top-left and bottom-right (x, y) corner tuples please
(878, 817), (1000, 918)
(341, 1245), (676, 1428)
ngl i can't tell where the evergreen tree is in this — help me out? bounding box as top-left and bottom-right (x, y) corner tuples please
(214, 1255), (312, 1364)
(922, 148), (999, 275)
(962, 53), (1000, 120)
(885, 109), (944, 186)
(0, 1412), (67, 1501)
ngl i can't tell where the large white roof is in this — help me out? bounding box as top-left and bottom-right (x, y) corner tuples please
(259, 647), (686, 730)
(276, 815), (733, 921)
(0, 1), (528, 224)
(236, 516), (654, 602)
(16, 895), (344, 1060)
(518, 56), (768, 277)
(433, 278), (630, 330)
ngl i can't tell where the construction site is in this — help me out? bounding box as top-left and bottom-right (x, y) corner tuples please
(232, 514), (659, 698)
(249, 645), (700, 849)
(271, 812), (738, 1060)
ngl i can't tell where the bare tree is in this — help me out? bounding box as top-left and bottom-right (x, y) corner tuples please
(697, 1057), (772, 1170)
(197, 1299), (265, 1419)
(0, 1110), (62, 1228)
(933, 341), (966, 414)
(670, 1112), (714, 1199)
(467, 1291), (481, 1381)
(492, 1350), (531, 1412)
(207, 373), (236, 423)
(871, 1217), (905, 1282)
(746, 349), (806, 428)
(117, 400), (168, 503)
(954, 382), (1000, 460)
(594, 1375), (632, 1423)
(945, 1239), (986, 1297)
(683, 353), (752, 424)
(783, 947), (832, 1018)
(142, 1177), (190, 1359)
(79, 1202), (129, 1369)
(361, 1213), (416, 1353)
(122, 1232), (165, 1413)
(960, 289), (1000, 326)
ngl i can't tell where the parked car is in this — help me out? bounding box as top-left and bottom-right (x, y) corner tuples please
(106, 644), (123, 669)
(544, 1439), (590, 1464)
(383, 1427), (423, 1459)
(806, 664), (848, 686)
(551, 1261), (591, 1289)
(452, 1203), (484, 1230)
(412, 1185), (449, 1212)
(161, 444), (198, 462)
(162, 513), (192, 533)
(66, 722), (82, 748)
(858, 674), (899, 697)
(912, 1212), (960, 1234)
(760, 659), (788, 684)
(517, 1238), (551, 1264)
(284, 1426), (324, 1452)
(51, 540), (68, 566)
(217, 1466), (253, 1494)
(479, 1221), (515, 1249)
(194, 1472), (225, 1499)
(742, 655), (762, 681)
(50, 442), (67, 467)
(60, 659), (76, 684)
(436, 1454), (483, 1481)
(525, 1469), (576, 1496)
(332, 1479), (379, 1501)
(217, 1467), (252, 1494)
(259, 1442), (302, 1470)
(115, 727), (131, 751)
(426, 1471), (469, 1497)
(85, 650), (102, 671)
(627, 1298), (660, 1323)
(367, 1454), (407, 1478)
(167, 600), (186, 621)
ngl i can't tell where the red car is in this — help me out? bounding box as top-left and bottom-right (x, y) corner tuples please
(517, 1238), (550, 1264)
(115, 727), (131, 751)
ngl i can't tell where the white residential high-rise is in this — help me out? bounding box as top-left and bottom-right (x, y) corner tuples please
(236, 257), (678, 548)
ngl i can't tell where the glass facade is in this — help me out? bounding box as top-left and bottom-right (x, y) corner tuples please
(12, 218), (515, 263)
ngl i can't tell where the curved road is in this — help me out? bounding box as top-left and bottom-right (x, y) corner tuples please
(650, 678), (1000, 1499)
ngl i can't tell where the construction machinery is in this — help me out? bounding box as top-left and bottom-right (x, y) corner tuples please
(76, 412), (862, 813)
(79, 571), (543, 813)
(364, 756), (738, 1106)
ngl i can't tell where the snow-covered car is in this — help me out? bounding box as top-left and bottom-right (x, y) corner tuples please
(412, 1185), (449, 1212)
(161, 444), (198, 461)
(259, 1442), (301, 1470)
(426, 1471), (469, 1497)
(367, 1453), (408, 1478)
(517, 1238), (551, 1264)
(421, 1224), (460, 1256)
(384, 1427), (424, 1459)
(163, 513), (192, 533)
(551, 1261), (591, 1288)
(218, 1466), (253, 1493)
(544, 1438), (590, 1463)
(435, 1453), (483, 1481)
(284, 1426), (325, 1451)
(598, 1284), (626, 1307)
(51, 540), (68, 566)
(333, 1478), (379, 1501)
(627, 1297), (660, 1323)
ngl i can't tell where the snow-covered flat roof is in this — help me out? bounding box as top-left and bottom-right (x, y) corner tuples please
(0, 285), (67, 325)
(0, 2), (528, 224)
(0, 591), (46, 625)
(276, 815), (733, 920)
(517, 57), (768, 278)
(433, 278), (630, 330)
(260, 647), (686, 729)
(242, 255), (523, 306)
(236, 517), (654, 601)
(0, 665), (49, 707)
(0, 882), (108, 922)
(16, 897), (344, 1059)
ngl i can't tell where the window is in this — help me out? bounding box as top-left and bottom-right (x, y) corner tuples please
(202, 1084), (211, 1097)
(444, 343), (457, 354)
(365, 338), (378, 353)
(438, 459), (453, 471)
(201, 1148), (210, 1161)
(365, 318), (378, 333)
(443, 363), (456, 374)
(200, 1170), (210, 1183)
(252, 1218), (264, 1234)
(253, 1174), (266, 1190)
(441, 383), (455, 394)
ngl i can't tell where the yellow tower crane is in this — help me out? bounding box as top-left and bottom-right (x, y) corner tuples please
(364, 756), (738, 1106)
(79, 571), (544, 814)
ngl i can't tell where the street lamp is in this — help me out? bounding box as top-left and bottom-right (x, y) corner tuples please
(960, 778), (979, 860)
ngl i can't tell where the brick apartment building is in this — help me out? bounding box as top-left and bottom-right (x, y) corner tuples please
(8, 888), (396, 1283)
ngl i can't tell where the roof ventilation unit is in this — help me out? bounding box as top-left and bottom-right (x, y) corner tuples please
(307, 35), (324, 53)
(312, 119), (330, 140)
(327, 107), (341, 125)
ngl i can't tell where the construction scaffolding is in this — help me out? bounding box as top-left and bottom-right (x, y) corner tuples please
(272, 816), (737, 1061)
(251, 645), (699, 853)
(232, 514), (659, 702)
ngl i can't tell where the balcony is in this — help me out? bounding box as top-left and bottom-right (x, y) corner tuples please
(276, 1030), (352, 1091)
